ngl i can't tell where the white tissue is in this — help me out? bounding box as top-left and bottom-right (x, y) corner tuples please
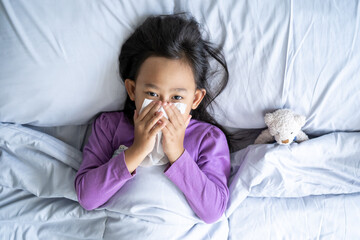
(139, 98), (187, 167)
(112, 99), (187, 167)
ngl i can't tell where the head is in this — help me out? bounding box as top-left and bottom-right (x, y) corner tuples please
(119, 13), (229, 129)
(265, 109), (306, 145)
(124, 55), (205, 117)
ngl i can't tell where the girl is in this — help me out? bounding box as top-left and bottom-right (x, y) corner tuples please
(75, 13), (230, 224)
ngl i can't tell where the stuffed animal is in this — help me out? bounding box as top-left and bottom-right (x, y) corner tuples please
(254, 109), (309, 145)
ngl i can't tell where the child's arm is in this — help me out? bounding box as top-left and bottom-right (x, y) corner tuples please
(75, 103), (166, 210)
(164, 126), (230, 224)
(74, 113), (135, 210)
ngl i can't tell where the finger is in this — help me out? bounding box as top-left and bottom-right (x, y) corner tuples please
(137, 101), (159, 121)
(149, 118), (167, 136)
(143, 102), (164, 127)
(185, 114), (192, 127)
(159, 116), (175, 133)
(160, 122), (171, 137)
(133, 109), (138, 122)
(140, 101), (162, 123)
(163, 103), (182, 126)
(169, 103), (187, 123)
(160, 117), (175, 135)
(145, 111), (164, 132)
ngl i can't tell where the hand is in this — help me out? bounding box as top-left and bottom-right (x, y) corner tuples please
(125, 101), (167, 173)
(161, 102), (192, 164)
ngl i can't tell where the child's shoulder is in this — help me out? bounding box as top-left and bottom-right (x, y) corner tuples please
(95, 111), (131, 129)
(188, 119), (226, 139)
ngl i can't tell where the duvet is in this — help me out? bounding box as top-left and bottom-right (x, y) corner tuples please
(0, 123), (227, 239)
(1, 123), (360, 239)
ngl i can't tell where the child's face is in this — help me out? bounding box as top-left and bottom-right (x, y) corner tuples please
(125, 56), (206, 118)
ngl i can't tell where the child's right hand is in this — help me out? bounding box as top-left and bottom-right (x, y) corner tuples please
(133, 100), (166, 154)
(124, 101), (166, 173)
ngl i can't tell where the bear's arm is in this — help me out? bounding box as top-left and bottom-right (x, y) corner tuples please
(295, 130), (309, 142)
(254, 129), (274, 144)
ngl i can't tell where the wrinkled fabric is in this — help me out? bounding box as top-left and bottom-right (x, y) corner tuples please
(227, 132), (360, 216)
(75, 112), (230, 224)
(1, 0), (360, 134)
(0, 123), (229, 239)
(1, 0), (360, 239)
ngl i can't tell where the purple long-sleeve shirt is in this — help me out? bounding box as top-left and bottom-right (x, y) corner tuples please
(75, 111), (230, 223)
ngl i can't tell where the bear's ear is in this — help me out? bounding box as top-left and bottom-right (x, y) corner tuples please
(264, 113), (274, 126)
(294, 114), (306, 127)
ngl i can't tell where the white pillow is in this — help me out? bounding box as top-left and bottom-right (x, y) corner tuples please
(179, 0), (360, 134)
(2, 0), (360, 134)
(0, 0), (173, 126)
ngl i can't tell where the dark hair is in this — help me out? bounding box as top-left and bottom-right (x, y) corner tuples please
(119, 13), (231, 144)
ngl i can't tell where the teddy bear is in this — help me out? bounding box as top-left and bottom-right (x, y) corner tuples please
(254, 109), (309, 145)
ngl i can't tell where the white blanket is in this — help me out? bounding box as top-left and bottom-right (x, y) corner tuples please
(227, 132), (360, 216)
(2, 124), (359, 239)
(0, 123), (228, 239)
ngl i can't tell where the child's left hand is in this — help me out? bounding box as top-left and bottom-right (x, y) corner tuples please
(161, 102), (191, 164)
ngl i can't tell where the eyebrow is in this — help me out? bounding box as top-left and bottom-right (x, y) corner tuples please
(144, 83), (159, 90)
(144, 83), (188, 92)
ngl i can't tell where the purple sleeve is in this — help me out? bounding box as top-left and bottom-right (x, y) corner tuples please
(74, 114), (134, 210)
(164, 127), (231, 224)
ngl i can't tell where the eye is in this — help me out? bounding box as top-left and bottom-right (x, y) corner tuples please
(172, 95), (183, 100)
(146, 92), (158, 97)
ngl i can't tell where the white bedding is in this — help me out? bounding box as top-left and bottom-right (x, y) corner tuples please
(1, 0), (360, 134)
(227, 132), (360, 215)
(0, 123), (228, 240)
(1, 0), (360, 239)
(229, 194), (360, 239)
(1, 123), (360, 239)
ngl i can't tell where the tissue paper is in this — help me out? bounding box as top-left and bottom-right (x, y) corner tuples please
(139, 99), (187, 167)
(112, 99), (187, 167)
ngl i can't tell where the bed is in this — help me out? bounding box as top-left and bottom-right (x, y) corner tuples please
(1, 0), (360, 239)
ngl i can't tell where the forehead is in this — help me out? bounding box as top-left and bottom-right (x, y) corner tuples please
(136, 56), (196, 89)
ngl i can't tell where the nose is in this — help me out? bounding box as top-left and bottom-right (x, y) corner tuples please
(281, 139), (289, 144)
(159, 96), (170, 103)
